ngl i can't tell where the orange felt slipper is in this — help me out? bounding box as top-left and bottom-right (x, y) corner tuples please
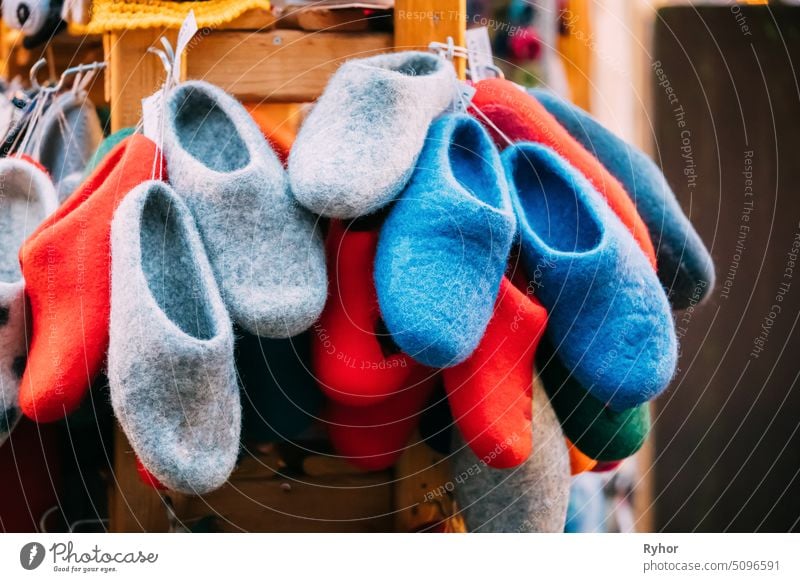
(18, 134), (163, 422)
(470, 78), (656, 267)
(325, 369), (438, 471)
(442, 275), (548, 469)
(568, 439), (598, 475)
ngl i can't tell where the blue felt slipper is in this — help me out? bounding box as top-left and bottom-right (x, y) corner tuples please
(503, 142), (677, 410)
(530, 89), (715, 308)
(375, 114), (516, 368)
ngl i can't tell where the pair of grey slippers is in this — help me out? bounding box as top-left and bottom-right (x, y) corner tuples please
(0, 158), (59, 447)
(289, 51), (457, 218)
(109, 81), (327, 493)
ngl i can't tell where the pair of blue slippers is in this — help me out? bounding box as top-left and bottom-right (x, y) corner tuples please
(375, 112), (685, 411)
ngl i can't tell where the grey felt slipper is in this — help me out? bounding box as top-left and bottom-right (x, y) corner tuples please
(163, 80), (327, 338)
(0, 157), (58, 446)
(452, 381), (570, 532)
(108, 180), (240, 494)
(32, 89), (103, 201)
(289, 51), (457, 218)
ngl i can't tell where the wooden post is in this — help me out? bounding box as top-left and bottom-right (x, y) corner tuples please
(394, 0), (466, 78)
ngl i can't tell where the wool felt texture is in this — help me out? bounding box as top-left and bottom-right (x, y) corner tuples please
(452, 382), (570, 533)
(237, 329), (323, 444)
(325, 369), (438, 471)
(313, 219), (420, 407)
(0, 157), (58, 446)
(567, 440), (598, 475)
(108, 180), (240, 494)
(84, 127), (135, 178)
(163, 80), (326, 338)
(69, 0), (272, 34)
(530, 89), (715, 308)
(470, 78), (657, 269)
(289, 51), (457, 219)
(18, 134), (161, 422)
(538, 337), (651, 461)
(33, 89), (103, 201)
(375, 114), (516, 368)
(442, 276), (547, 469)
(503, 142), (677, 411)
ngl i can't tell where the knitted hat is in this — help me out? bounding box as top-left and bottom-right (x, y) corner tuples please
(69, 0), (272, 34)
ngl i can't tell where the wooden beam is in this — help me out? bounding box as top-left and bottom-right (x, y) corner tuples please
(393, 0), (466, 78)
(186, 30), (393, 102)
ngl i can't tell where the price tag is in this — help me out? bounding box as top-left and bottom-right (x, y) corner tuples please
(466, 27), (494, 81)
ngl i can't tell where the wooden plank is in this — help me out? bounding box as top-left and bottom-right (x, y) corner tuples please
(219, 9), (277, 31)
(106, 28), (177, 131)
(558, 0), (593, 110)
(107, 428), (170, 533)
(186, 30), (392, 102)
(393, 437), (464, 532)
(172, 471), (394, 532)
(394, 0), (466, 77)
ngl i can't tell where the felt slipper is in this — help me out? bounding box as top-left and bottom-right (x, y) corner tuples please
(313, 218), (421, 407)
(0, 157), (58, 445)
(470, 78), (657, 268)
(289, 51), (456, 218)
(163, 80), (326, 338)
(108, 180), (239, 494)
(375, 114), (516, 368)
(452, 382), (570, 532)
(442, 275), (547, 469)
(18, 134), (161, 422)
(84, 127), (136, 178)
(503, 142), (677, 411)
(567, 440), (598, 475)
(530, 89), (715, 308)
(238, 330), (324, 444)
(32, 89), (103, 201)
(325, 369), (438, 471)
(538, 337), (650, 461)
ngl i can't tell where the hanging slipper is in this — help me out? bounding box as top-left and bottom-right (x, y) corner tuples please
(470, 77), (657, 268)
(163, 80), (326, 338)
(32, 88), (104, 201)
(375, 114), (516, 368)
(313, 218), (421, 407)
(452, 382), (570, 532)
(442, 275), (547, 469)
(325, 369), (438, 471)
(538, 337), (651, 462)
(289, 51), (456, 218)
(109, 180), (239, 494)
(18, 134), (161, 422)
(503, 142), (677, 411)
(0, 157), (58, 445)
(530, 89), (715, 308)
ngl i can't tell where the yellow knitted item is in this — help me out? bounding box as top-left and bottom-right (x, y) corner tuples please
(71, 0), (272, 34)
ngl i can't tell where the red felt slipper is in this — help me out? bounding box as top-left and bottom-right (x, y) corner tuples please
(312, 219), (421, 407)
(18, 134), (163, 422)
(325, 369), (438, 471)
(470, 78), (656, 267)
(442, 275), (548, 469)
